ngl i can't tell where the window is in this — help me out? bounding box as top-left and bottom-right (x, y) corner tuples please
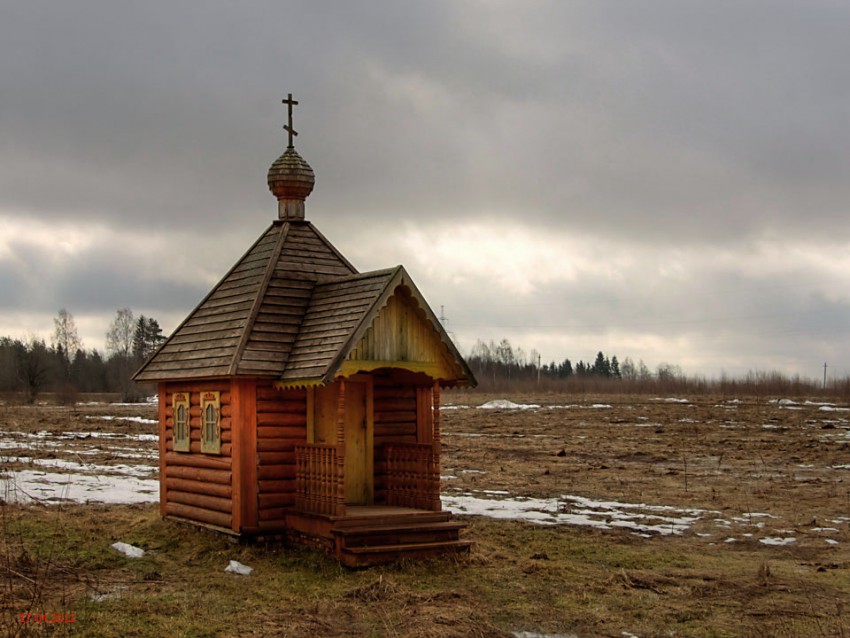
(172, 392), (190, 452)
(200, 391), (221, 454)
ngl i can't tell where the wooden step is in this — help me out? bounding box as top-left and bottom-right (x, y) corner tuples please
(334, 511), (452, 528)
(335, 522), (464, 548)
(333, 521), (465, 537)
(339, 540), (472, 568)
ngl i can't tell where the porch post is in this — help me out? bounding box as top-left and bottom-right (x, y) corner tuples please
(432, 381), (442, 511)
(334, 379), (346, 516)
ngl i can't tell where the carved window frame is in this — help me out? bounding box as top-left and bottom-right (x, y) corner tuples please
(172, 392), (191, 453)
(200, 391), (221, 455)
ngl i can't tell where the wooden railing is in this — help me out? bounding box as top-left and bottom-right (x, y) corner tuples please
(384, 443), (440, 510)
(295, 444), (344, 516)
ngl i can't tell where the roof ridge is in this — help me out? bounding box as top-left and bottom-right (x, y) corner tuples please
(305, 222), (358, 274)
(227, 222), (292, 375)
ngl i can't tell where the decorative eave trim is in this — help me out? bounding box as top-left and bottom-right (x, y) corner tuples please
(273, 377), (326, 390)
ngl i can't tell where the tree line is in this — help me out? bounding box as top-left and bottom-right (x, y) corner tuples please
(468, 338), (683, 389)
(0, 308), (165, 403)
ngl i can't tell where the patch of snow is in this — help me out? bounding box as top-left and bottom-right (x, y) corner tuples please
(440, 405), (470, 410)
(724, 538), (737, 543)
(770, 399), (797, 405)
(831, 465), (850, 470)
(819, 406), (850, 413)
(826, 539), (839, 545)
(810, 527), (839, 533)
(478, 399), (540, 410)
(442, 492), (708, 536)
(513, 633), (579, 638)
(652, 397), (688, 403)
(224, 560), (253, 576)
(0, 456), (155, 477)
(590, 404), (612, 409)
(111, 542), (145, 558)
(759, 537), (796, 546)
(1, 470), (159, 504)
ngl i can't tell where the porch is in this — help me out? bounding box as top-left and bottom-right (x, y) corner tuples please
(289, 441), (469, 566)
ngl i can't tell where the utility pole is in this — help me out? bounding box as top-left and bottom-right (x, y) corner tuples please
(823, 362), (828, 389)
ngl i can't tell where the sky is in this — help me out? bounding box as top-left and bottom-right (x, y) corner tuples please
(2, 1), (849, 380)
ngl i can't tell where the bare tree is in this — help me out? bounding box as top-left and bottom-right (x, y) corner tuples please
(105, 308), (135, 357)
(52, 308), (82, 361)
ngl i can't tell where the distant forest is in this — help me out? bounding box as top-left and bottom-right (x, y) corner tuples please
(0, 309), (163, 403)
(1, 311), (847, 403)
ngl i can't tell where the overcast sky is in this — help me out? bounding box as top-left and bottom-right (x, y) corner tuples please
(2, 1), (849, 379)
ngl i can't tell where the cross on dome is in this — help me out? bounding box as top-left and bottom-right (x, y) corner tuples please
(282, 93), (299, 148)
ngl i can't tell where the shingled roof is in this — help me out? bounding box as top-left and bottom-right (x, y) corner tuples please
(134, 223), (474, 386)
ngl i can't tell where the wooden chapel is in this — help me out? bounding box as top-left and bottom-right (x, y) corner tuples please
(133, 96), (476, 566)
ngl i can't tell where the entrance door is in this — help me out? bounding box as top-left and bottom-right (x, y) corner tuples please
(344, 380), (373, 504)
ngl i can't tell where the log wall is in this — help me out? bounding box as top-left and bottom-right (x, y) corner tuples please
(373, 377), (419, 503)
(162, 380), (234, 530)
(255, 383), (306, 530)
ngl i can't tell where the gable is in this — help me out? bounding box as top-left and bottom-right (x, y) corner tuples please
(338, 285), (462, 381)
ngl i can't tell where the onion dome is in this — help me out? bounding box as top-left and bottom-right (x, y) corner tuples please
(268, 147), (315, 220)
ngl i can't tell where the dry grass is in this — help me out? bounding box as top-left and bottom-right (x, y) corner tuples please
(1, 394), (849, 637)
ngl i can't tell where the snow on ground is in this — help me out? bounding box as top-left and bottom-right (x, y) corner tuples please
(442, 492), (708, 536)
(478, 399), (541, 410)
(759, 537), (797, 546)
(2, 470), (158, 504)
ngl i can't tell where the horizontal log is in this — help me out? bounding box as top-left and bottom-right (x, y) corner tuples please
(256, 412), (306, 427)
(259, 479), (295, 493)
(258, 507), (291, 521)
(257, 439), (298, 453)
(258, 493), (294, 509)
(374, 435), (417, 446)
(167, 490), (232, 514)
(164, 452), (230, 470)
(374, 424), (417, 437)
(257, 465), (296, 480)
(256, 400), (307, 414)
(257, 519), (287, 531)
(373, 399), (418, 412)
(165, 477), (232, 498)
(166, 466), (232, 485)
(373, 388), (416, 400)
(257, 452), (295, 465)
(374, 410), (417, 424)
(165, 502), (232, 528)
(257, 426), (306, 440)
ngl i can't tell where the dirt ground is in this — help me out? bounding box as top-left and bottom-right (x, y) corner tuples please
(1, 392), (849, 637)
(440, 392), (850, 547)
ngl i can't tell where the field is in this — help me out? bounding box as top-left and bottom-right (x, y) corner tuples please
(1, 392), (849, 637)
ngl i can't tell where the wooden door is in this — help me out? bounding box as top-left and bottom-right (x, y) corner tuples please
(344, 380), (373, 504)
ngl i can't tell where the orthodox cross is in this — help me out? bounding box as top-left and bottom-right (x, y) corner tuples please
(282, 93), (299, 148)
